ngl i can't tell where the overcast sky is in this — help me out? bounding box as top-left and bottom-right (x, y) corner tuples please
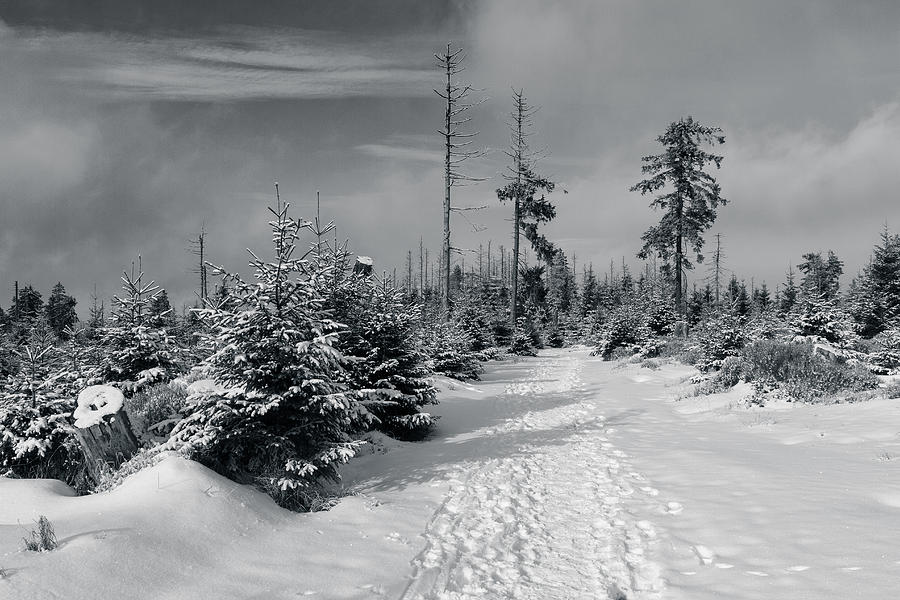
(1, 1), (899, 313)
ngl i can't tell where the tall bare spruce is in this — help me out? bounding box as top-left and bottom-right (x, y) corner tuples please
(434, 43), (484, 318)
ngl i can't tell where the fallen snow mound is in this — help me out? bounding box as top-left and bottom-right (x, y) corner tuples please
(73, 385), (125, 428)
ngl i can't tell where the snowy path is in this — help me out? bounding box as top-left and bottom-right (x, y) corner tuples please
(399, 353), (665, 600)
(391, 348), (900, 599)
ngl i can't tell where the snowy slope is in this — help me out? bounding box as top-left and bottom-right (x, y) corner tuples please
(3, 348), (900, 599)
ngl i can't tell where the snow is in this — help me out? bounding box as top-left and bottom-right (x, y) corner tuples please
(356, 256), (374, 266)
(4, 348), (900, 598)
(184, 378), (226, 397)
(72, 385), (125, 428)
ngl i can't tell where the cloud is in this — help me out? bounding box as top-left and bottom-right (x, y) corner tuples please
(3, 24), (437, 101)
(356, 134), (444, 163)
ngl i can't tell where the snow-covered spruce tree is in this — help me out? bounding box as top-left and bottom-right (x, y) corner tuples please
(327, 273), (437, 441)
(593, 299), (650, 360)
(0, 323), (86, 486)
(790, 294), (857, 346)
(420, 314), (483, 380)
(870, 327), (900, 373)
(692, 309), (746, 371)
(509, 317), (538, 356)
(100, 265), (181, 390)
(169, 203), (366, 503)
(455, 296), (496, 355)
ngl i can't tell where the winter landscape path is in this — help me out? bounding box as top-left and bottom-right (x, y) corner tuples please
(3, 348), (900, 599)
(383, 348), (900, 599)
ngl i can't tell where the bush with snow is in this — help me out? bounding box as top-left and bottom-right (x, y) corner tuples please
(125, 383), (189, 441)
(509, 317), (538, 356)
(0, 334), (87, 488)
(740, 340), (877, 402)
(0, 394), (84, 486)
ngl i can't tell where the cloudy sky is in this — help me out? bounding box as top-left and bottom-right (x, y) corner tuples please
(1, 0), (899, 312)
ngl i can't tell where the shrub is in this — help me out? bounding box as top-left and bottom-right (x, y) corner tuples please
(126, 383), (188, 441)
(693, 356), (744, 395)
(741, 340), (878, 402)
(92, 447), (168, 493)
(22, 515), (57, 552)
(546, 327), (565, 348)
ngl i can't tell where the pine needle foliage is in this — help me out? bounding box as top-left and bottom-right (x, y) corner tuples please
(169, 203), (366, 498)
(328, 274), (437, 441)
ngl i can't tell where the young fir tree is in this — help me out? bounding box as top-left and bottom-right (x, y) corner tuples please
(44, 282), (78, 339)
(8, 285), (44, 342)
(779, 266), (799, 315)
(798, 251), (844, 301)
(631, 116), (726, 318)
(100, 262), (180, 388)
(169, 202), (366, 499)
(421, 316), (483, 379)
(0, 320), (85, 486)
(851, 227), (900, 337)
(328, 273), (437, 441)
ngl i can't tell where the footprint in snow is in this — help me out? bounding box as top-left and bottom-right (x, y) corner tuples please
(745, 571), (769, 577)
(841, 566), (863, 572)
(640, 486), (659, 497)
(786, 565), (810, 572)
(692, 545), (715, 565)
(385, 532), (410, 545)
(714, 563), (734, 569)
(665, 501), (684, 515)
(636, 520), (657, 538)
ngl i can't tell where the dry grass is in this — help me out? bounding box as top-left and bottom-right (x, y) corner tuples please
(22, 515), (57, 552)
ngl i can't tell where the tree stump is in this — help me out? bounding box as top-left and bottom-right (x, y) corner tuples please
(354, 255), (374, 276)
(71, 386), (139, 484)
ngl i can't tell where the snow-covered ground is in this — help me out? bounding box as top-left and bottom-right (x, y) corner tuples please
(3, 348), (900, 599)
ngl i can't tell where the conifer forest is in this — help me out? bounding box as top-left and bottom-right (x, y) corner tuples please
(1, 3), (900, 599)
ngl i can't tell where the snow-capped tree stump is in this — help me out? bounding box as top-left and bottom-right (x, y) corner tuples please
(71, 386), (139, 483)
(353, 255), (374, 276)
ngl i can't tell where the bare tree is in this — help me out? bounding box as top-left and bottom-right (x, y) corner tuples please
(434, 43), (485, 317)
(189, 225), (208, 303)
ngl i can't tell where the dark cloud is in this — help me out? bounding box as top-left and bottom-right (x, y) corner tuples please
(0, 0), (469, 34)
(1, 2), (899, 314)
